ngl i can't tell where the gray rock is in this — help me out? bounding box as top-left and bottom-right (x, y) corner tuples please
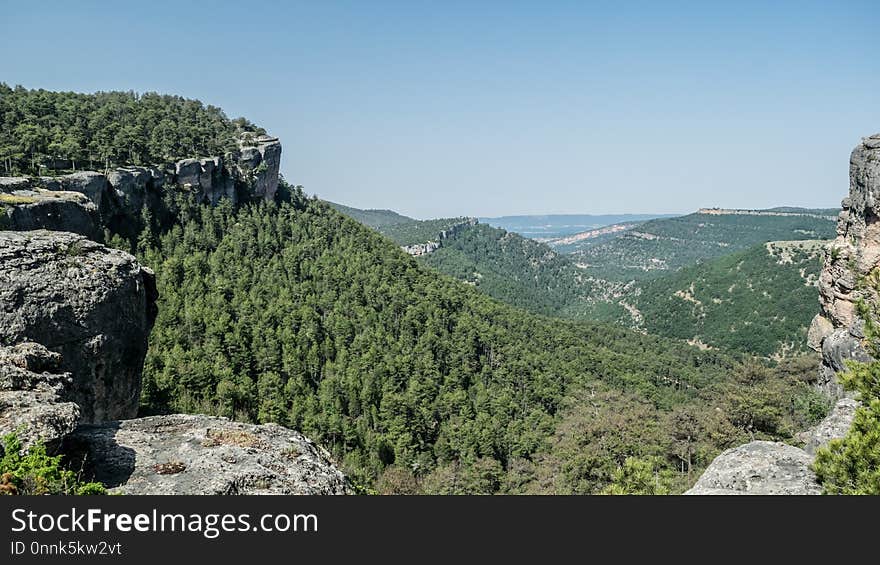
(237, 136), (281, 202)
(174, 159), (202, 189)
(107, 167), (156, 213)
(0, 231), (157, 423)
(815, 133), (880, 393)
(807, 314), (833, 352)
(0, 342), (80, 452)
(818, 329), (872, 397)
(39, 172), (113, 212)
(804, 397), (859, 455)
(0, 177), (31, 191)
(1, 188), (102, 240)
(64, 414), (352, 495)
(685, 441), (821, 495)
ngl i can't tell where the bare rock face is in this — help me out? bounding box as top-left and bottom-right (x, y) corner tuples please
(64, 414), (352, 495)
(38, 172), (113, 216)
(1, 186), (102, 240)
(236, 135), (282, 202)
(0, 342), (80, 451)
(685, 441), (822, 495)
(804, 397), (859, 455)
(0, 230), (157, 423)
(107, 166), (164, 213)
(815, 133), (880, 395)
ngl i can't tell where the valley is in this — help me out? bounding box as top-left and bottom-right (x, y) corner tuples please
(0, 85), (862, 496)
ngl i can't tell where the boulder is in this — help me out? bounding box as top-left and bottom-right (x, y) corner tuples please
(818, 328), (872, 397)
(0, 342), (80, 451)
(64, 414), (352, 495)
(807, 314), (833, 352)
(0, 230), (157, 423)
(685, 441), (821, 495)
(804, 397), (859, 455)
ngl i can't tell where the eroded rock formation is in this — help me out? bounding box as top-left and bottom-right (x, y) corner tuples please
(0, 133), (282, 239)
(0, 230), (156, 423)
(811, 133), (880, 396)
(0, 342), (80, 450)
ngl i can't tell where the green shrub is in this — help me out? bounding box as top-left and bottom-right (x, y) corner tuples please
(0, 434), (106, 496)
(813, 361), (880, 494)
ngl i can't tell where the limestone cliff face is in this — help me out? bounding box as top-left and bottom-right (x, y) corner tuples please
(0, 231), (157, 423)
(0, 342), (80, 450)
(0, 134), (282, 238)
(811, 133), (880, 396)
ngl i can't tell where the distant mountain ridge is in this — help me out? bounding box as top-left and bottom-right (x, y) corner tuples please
(479, 213), (680, 240)
(327, 202), (414, 228)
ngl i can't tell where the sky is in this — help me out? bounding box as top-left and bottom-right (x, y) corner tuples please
(2, 1), (879, 219)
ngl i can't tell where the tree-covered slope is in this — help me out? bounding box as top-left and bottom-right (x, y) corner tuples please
(0, 84), (262, 173)
(633, 240), (827, 356)
(377, 217), (472, 246)
(573, 211), (837, 282)
(135, 191), (825, 493)
(327, 201), (414, 228)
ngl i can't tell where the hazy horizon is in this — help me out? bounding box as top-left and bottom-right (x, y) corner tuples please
(3, 1), (876, 218)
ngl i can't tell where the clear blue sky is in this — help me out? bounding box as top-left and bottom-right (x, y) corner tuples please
(2, 1), (878, 218)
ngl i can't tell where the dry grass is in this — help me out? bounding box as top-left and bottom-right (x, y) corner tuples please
(203, 428), (265, 449)
(0, 193), (38, 205)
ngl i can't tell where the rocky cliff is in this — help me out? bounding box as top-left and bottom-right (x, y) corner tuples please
(810, 133), (880, 397)
(0, 133), (282, 239)
(0, 230), (156, 422)
(687, 134), (880, 495)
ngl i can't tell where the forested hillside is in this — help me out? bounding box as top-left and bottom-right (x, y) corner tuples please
(134, 190), (827, 493)
(574, 211), (836, 282)
(330, 204), (835, 357)
(419, 223), (588, 317)
(328, 202), (414, 228)
(633, 241), (827, 356)
(378, 217), (472, 246)
(0, 84), (262, 174)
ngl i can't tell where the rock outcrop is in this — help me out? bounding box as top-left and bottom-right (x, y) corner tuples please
(1, 186), (102, 240)
(236, 135), (282, 202)
(0, 133), (281, 239)
(812, 133), (880, 396)
(0, 342), (80, 450)
(401, 218), (477, 256)
(0, 230), (156, 423)
(803, 397), (859, 456)
(685, 441), (822, 495)
(64, 414), (352, 495)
